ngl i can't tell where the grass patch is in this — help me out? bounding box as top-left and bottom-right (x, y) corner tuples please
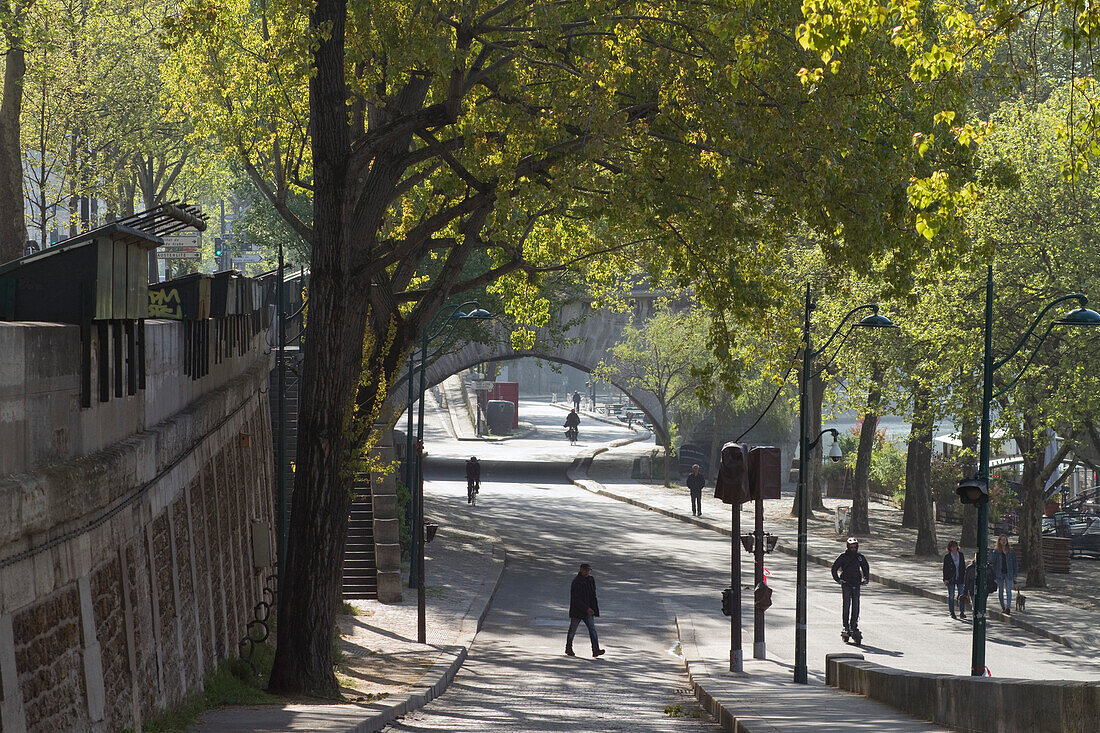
(138, 646), (278, 732)
(339, 600), (360, 616)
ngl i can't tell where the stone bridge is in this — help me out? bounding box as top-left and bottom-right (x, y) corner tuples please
(390, 292), (671, 443)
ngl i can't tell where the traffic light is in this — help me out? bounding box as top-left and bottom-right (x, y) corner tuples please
(715, 442), (750, 505)
(721, 587), (734, 616)
(748, 445), (783, 500)
(957, 478), (989, 505)
(214, 237), (224, 257)
(754, 582), (773, 612)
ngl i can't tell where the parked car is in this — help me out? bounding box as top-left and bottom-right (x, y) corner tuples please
(1071, 516), (1100, 558)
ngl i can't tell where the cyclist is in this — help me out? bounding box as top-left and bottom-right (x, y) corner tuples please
(465, 456), (480, 505)
(563, 409), (580, 443)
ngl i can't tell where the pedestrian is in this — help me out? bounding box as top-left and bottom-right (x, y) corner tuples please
(991, 534), (1019, 614)
(964, 557), (997, 617)
(686, 464), (706, 516)
(566, 563), (605, 658)
(573, 390), (581, 411)
(465, 456), (480, 504)
(831, 537), (869, 643)
(942, 540), (967, 620)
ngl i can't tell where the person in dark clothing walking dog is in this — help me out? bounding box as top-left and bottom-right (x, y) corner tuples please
(686, 464), (706, 516)
(831, 537), (869, 643)
(566, 563), (604, 657)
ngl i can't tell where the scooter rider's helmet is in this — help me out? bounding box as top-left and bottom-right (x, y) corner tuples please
(846, 537), (859, 549)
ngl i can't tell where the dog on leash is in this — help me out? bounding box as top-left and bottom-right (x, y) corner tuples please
(1015, 593), (1026, 613)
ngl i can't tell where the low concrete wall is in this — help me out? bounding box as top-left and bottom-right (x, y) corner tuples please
(826, 655), (1100, 733)
(0, 320), (275, 733)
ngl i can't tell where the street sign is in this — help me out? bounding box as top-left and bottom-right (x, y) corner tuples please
(159, 249), (200, 260)
(162, 232), (201, 248)
(471, 381), (495, 391)
(158, 230), (202, 260)
(232, 253), (265, 264)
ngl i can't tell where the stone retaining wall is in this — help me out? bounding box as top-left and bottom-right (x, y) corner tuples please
(0, 320), (275, 733)
(826, 654), (1100, 733)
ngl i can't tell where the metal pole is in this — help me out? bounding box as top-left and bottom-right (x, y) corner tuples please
(972, 265), (994, 675)
(794, 283), (812, 684)
(754, 491), (766, 659)
(414, 329), (429, 635)
(731, 503), (743, 672)
(405, 352), (417, 589)
(276, 240), (287, 587)
(417, 439), (426, 644)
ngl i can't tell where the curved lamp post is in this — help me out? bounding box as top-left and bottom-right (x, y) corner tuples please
(794, 285), (898, 684)
(965, 265), (1099, 676)
(404, 301), (492, 643)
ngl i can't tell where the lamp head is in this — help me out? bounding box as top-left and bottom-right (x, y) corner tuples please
(828, 432), (843, 463)
(956, 478), (989, 505)
(1054, 305), (1100, 327)
(462, 308), (493, 320)
(856, 305), (898, 329)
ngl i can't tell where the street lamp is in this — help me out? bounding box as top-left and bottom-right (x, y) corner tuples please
(961, 265), (1099, 677)
(794, 285), (897, 684)
(404, 301), (492, 643)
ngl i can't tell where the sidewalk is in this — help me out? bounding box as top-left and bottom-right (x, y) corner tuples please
(574, 438), (1100, 653)
(675, 616), (947, 732)
(193, 526), (505, 733)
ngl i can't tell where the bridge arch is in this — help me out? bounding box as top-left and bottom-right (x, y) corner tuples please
(387, 297), (669, 443)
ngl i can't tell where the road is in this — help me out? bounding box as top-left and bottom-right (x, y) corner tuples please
(384, 398), (1100, 731)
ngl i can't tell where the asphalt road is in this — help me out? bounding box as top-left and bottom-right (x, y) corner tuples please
(384, 399), (1100, 731)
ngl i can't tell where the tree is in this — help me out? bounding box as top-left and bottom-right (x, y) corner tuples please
(594, 305), (714, 487)
(966, 88), (1100, 586)
(0, 0), (31, 260)
(165, 0), (979, 695)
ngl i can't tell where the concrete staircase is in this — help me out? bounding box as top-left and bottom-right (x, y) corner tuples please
(342, 475), (378, 599)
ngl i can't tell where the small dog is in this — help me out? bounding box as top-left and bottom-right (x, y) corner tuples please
(1015, 593), (1026, 613)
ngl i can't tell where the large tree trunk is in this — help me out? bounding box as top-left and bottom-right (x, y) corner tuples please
(0, 22), (28, 262)
(791, 370), (826, 516)
(810, 371), (827, 511)
(1015, 429), (1046, 588)
(911, 388), (938, 554)
(902, 424), (918, 528)
(268, 0), (359, 698)
(960, 409), (978, 548)
(850, 366), (883, 535)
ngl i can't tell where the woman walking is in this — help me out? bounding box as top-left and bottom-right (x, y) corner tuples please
(992, 534), (1019, 614)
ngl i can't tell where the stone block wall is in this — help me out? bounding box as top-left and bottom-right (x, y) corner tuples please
(0, 320), (275, 733)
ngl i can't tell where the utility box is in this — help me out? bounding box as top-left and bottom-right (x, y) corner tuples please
(149, 272), (212, 319)
(210, 270), (242, 317)
(0, 227), (157, 323)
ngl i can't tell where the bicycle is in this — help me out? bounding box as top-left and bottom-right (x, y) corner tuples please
(467, 479), (479, 505)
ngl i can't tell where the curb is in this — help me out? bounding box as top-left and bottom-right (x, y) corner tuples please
(570, 450), (1076, 653)
(346, 542), (507, 732)
(674, 615), (771, 733)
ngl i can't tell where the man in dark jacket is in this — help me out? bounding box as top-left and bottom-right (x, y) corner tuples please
(831, 538), (870, 635)
(942, 540), (967, 620)
(566, 563), (604, 657)
(686, 464), (706, 516)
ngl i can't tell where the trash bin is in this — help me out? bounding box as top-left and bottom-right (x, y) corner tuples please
(485, 400), (515, 434)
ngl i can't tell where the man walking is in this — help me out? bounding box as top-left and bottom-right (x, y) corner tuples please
(686, 464), (706, 516)
(566, 563), (604, 657)
(573, 390), (581, 411)
(831, 537), (869, 643)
